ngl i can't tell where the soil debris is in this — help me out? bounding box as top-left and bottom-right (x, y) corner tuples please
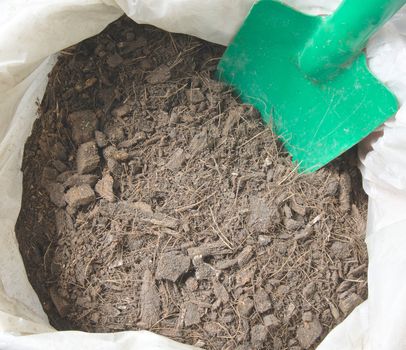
(49, 287), (70, 318)
(62, 174), (99, 189)
(76, 141), (100, 174)
(339, 293), (364, 315)
(16, 17), (368, 350)
(296, 318), (323, 349)
(251, 324), (268, 348)
(47, 182), (66, 208)
(264, 314), (281, 328)
(140, 269), (161, 327)
(155, 251), (190, 282)
(64, 184), (95, 208)
(68, 110), (98, 145)
(95, 130), (108, 148)
(146, 64), (171, 84)
(95, 173), (115, 202)
(184, 302), (200, 327)
(254, 288), (272, 313)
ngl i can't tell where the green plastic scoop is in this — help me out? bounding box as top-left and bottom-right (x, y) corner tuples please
(218, 0), (405, 172)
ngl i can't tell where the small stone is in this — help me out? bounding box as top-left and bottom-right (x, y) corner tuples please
(66, 205), (77, 216)
(222, 106), (242, 136)
(146, 213), (179, 229)
(111, 149), (129, 162)
(103, 145), (127, 162)
(273, 337), (283, 350)
(185, 277), (199, 292)
(290, 200), (306, 216)
(155, 251), (190, 282)
(283, 204), (292, 218)
(107, 53), (123, 68)
(249, 196), (278, 233)
(215, 258), (237, 270)
(55, 209), (73, 235)
(169, 111), (180, 125)
(339, 293), (363, 315)
(184, 302), (200, 327)
(237, 245), (254, 266)
(146, 65), (171, 84)
(284, 302), (296, 321)
(50, 142), (67, 161)
(235, 268), (255, 287)
(140, 269), (160, 327)
(302, 311), (313, 322)
(56, 170), (76, 184)
(285, 218), (303, 231)
(103, 145), (117, 160)
(105, 125), (125, 143)
(132, 201), (153, 215)
(222, 311), (235, 324)
(166, 148), (185, 171)
(331, 241), (352, 259)
(321, 308), (333, 324)
(187, 88), (205, 104)
(187, 242), (231, 258)
(49, 287), (70, 317)
(328, 301), (341, 320)
(213, 281), (229, 304)
(89, 312), (100, 324)
(41, 167), (59, 187)
(289, 339), (298, 347)
(263, 314), (281, 328)
(47, 182), (66, 207)
(237, 296), (254, 317)
(194, 340), (205, 348)
(64, 184), (95, 208)
(207, 79), (225, 93)
(112, 103), (131, 118)
(294, 226), (314, 241)
(52, 160), (68, 173)
(95, 173), (115, 202)
(276, 284), (290, 296)
(77, 141), (100, 174)
(193, 255), (217, 281)
(189, 129), (208, 157)
(250, 324), (268, 348)
(339, 172), (352, 213)
(95, 130), (108, 148)
(63, 174), (99, 189)
(325, 179), (339, 196)
(303, 282), (316, 298)
(101, 304), (120, 317)
(118, 132), (146, 148)
(203, 322), (219, 336)
(258, 235), (272, 246)
(235, 344), (250, 350)
(296, 318), (323, 349)
(254, 288), (272, 313)
(107, 158), (122, 178)
(68, 110), (98, 145)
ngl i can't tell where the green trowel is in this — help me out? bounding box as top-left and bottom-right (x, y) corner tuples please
(218, 0), (405, 172)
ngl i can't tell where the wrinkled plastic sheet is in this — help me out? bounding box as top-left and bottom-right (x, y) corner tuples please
(1, 1), (406, 349)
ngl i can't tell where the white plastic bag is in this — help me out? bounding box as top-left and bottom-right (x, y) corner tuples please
(1, 0), (406, 349)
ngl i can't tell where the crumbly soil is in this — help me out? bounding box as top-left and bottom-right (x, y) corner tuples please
(16, 17), (368, 350)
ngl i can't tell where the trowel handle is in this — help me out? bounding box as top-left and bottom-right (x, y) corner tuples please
(299, 0), (406, 81)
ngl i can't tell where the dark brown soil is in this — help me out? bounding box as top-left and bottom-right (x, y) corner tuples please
(16, 17), (368, 350)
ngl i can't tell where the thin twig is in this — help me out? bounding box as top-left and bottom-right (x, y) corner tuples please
(175, 192), (216, 212)
(209, 206), (233, 249)
(237, 129), (268, 149)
